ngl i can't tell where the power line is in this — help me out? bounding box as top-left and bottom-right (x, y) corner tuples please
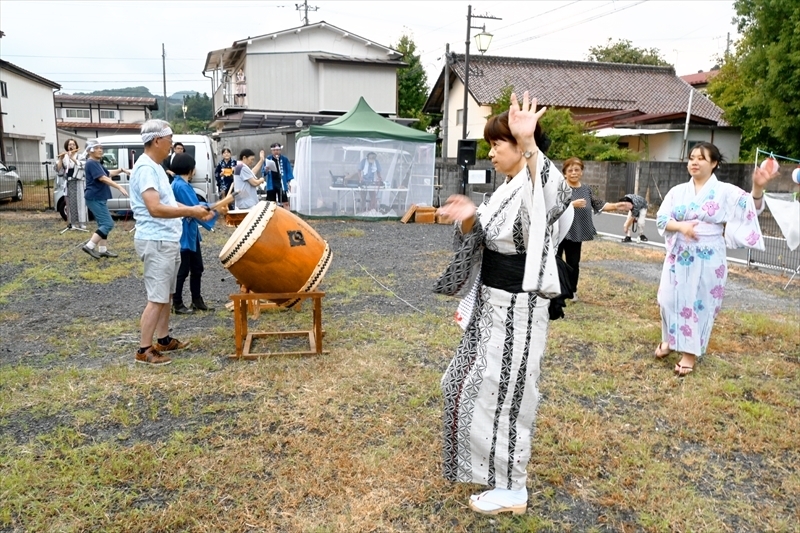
(490, 1), (580, 33)
(493, 0), (649, 51)
(2, 54), (200, 60)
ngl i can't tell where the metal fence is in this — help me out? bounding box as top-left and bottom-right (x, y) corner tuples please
(435, 158), (799, 276)
(749, 207), (800, 275)
(0, 160), (56, 212)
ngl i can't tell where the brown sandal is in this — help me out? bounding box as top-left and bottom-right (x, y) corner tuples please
(654, 342), (671, 359)
(674, 363), (694, 376)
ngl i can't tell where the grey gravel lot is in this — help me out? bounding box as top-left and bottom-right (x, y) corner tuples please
(1, 218), (797, 369)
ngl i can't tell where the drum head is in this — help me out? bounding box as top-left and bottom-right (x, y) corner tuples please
(219, 201), (276, 267)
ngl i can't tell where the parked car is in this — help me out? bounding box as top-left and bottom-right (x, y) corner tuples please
(55, 134), (217, 220)
(0, 162), (23, 202)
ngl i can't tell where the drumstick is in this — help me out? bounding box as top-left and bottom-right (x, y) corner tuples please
(207, 190), (239, 211)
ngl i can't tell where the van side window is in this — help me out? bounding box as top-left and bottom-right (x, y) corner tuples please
(118, 145), (144, 169)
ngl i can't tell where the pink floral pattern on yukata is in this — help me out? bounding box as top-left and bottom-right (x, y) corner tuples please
(710, 285), (725, 299)
(746, 231), (761, 246)
(715, 265), (726, 279)
(703, 201), (720, 216)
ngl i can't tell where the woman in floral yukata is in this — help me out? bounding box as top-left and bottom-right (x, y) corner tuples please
(655, 142), (779, 376)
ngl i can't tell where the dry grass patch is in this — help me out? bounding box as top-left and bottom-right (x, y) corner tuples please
(1, 214), (799, 532)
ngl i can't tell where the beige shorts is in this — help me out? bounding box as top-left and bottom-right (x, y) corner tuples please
(134, 239), (181, 304)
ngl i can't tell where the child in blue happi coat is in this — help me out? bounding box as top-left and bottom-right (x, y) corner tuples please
(170, 153), (218, 314)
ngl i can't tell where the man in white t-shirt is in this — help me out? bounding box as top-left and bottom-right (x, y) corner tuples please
(233, 148), (268, 210)
(129, 119), (214, 366)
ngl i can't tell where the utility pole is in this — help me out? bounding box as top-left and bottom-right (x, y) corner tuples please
(295, 0), (319, 26)
(442, 44), (450, 161)
(162, 43), (168, 121)
(0, 30), (6, 163)
(725, 32), (731, 58)
(461, 5), (501, 140)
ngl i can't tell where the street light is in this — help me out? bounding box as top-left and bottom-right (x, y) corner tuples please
(182, 95), (188, 120)
(474, 31), (493, 54)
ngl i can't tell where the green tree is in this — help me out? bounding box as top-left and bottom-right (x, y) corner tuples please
(587, 38), (671, 67)
(395, 34), (431, 131)
(477, 84), (637, 161)
(707, 0), (800, 160)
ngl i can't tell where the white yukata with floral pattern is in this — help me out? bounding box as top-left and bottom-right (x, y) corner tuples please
(656, 174), (765, 356)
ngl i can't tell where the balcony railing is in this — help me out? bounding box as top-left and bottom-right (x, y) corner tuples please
(213, 81), (248, 116)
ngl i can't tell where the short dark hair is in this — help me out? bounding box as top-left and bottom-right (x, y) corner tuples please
(483, 111), (551, 154)
(64, 138), (79, 151)
(239, 148), (255, 159)
(221, 148), (231, 155)
(170, 153), (196, 175)
(562, 157), (584, 173)
(367, 152), (377, 158)
(173, 142), (185, 150)
(689, 142), (724, 172)
(270, 143), (282, 149)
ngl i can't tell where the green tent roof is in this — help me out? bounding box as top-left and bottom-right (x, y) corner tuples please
(296, 97), (436, 142)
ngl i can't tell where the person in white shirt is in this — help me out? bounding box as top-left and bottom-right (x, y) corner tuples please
(233, 148), (267, 210)
(129, 120), (214, 366)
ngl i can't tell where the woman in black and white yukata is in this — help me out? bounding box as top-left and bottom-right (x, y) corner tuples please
(435, 92), (573, 516)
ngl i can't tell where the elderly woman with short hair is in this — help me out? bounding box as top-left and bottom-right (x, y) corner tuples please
(81, 139), (129, 259)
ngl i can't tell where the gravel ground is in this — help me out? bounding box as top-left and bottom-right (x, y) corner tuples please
(1, 216), (797, 369)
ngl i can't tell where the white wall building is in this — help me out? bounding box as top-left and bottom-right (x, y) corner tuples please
(203, 21), (410, 143)
(0, 59), (60, 163)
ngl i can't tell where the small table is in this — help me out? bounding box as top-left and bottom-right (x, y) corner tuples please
(329, 186), (409, 215)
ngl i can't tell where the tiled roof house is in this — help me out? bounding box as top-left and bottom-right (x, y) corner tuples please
(54, 94), (158, 142)
(424, 55), (740, 162)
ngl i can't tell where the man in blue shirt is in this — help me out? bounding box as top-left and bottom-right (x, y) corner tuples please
(262, 142), (293, 207)
(129, 120), (214, 366)
(170, 153), (218, 315)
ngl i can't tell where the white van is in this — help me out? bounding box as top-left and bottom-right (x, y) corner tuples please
(55, 134), (217, 220)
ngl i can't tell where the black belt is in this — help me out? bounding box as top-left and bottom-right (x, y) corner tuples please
(481, 248), (526, 293)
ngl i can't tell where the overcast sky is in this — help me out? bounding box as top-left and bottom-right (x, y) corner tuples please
(1, 0), (739, 97)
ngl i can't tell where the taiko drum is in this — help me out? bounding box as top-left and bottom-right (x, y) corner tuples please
(219, 202), (332, 307)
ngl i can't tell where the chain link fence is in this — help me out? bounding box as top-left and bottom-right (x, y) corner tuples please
(0, 161), (56, 212)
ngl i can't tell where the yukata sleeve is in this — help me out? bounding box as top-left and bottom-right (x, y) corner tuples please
(543, 161), (573, 225)
(723, 185), (765, 251)
(656, 187), (680, 254)
(432, 220), (485, 297)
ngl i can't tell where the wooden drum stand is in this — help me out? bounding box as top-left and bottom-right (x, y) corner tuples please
(229, 290), (326, 359)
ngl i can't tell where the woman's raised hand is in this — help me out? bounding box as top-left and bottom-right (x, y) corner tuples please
(752, 166), (780, 189)
(508, 91), (547, 146)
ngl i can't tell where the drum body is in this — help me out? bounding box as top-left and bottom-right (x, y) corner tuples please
(225, 209), (249, 227)
(219, 202), (332, 307)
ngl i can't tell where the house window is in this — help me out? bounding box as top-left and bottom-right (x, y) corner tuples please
(100, 109), (117, 120)
(456, 109), (464, 125)
(65, 109), (91, 119)
(0, 81), (7, 98)
(46, 143), (55, 159)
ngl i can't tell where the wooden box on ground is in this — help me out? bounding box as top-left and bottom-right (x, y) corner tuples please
(414, 206), (437, 224)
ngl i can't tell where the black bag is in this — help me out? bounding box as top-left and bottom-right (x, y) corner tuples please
(548, 256), (574, 321)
